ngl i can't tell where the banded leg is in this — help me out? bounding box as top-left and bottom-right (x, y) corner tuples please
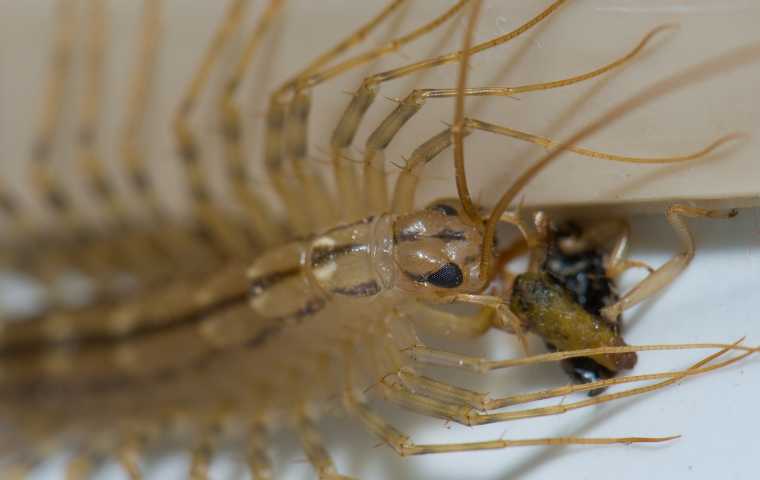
(220, 0), (283, 246)
(383, 343), (749, 426)
(386, 339), (751, 417)
(320, 0), (567, 216)
(389, 119), (738, 216)
(265, 0), (416, 234)
(174, 0), (251, 258)
(600, 204), (737, 322)
(266, 0), (470, 229)
(121, 0), (215, 272)
(296, 412), (355, 480)
(344, 366), (680, 458)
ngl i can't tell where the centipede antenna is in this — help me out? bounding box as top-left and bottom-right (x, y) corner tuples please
(451, 0), (482, 227)
(479, 40), (760, 279)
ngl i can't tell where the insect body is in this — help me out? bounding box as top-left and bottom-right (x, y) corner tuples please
(1, 1), (759, 479)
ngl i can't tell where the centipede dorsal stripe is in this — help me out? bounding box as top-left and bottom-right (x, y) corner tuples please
(0, 1), (759, 479)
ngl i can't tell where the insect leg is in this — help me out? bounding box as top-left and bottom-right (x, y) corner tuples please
(600, 204), (737, 322)
(296, 411), (355, 480)
(219, 0), (284, 247)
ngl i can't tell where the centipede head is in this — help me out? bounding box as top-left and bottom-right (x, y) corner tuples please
(392, 199), (487, 299)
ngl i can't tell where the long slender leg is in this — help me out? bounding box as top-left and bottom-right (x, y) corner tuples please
(121, 0), (214, 272)
(464, 118), (739, 164)
(382, 27), (670, 213)
(321, 0), (566, 215)
(383, 346), (753, 426)
(344, 367), (678, 457)
(174, 0), (251, 259)
(600, 204), (737, 322)
(389, 120), (736, 216)
(264, 0), (417, 235)
(406, 341), (756, 374)
(265, 0), (470, 230)
(296, 411), (356, 480)
(220, 0), (283, 246)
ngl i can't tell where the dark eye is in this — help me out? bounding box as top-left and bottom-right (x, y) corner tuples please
(426, 262), (463, 288)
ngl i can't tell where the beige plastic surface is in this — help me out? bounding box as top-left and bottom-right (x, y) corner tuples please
(1, 0), (759, 229)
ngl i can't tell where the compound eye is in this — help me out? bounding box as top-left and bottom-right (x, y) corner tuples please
(426, 262), (463, 289)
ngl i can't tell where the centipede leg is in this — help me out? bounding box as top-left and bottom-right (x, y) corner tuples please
(174, 0), (252, 259)
(600, 204), (738, 322)
(220, 0), (284, 247)
(296, 412), (356, 480)
(384, 343), (751, 427)
(265, 0), (415, 234)
(344, 370), (677, 457)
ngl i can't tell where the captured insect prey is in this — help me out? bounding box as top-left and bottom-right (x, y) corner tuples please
(0, 1), (759, 480)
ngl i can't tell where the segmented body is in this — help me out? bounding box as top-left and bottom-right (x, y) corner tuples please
(1, 1), (760, 479)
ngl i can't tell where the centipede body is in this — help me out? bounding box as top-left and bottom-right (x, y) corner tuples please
(0, 2), (759, 479)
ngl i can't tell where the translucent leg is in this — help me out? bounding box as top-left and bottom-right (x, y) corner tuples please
(465, 118), (739, 164)
(406, 341), (756, 374)
(219, 0), (284, 246)
(296, 412), (356, 480)
(600, 204), (737, 322)
(264, 0), (419, 233)
(173, 0), (251, 258)
(344, 373), (676, 457)
(384, 342), (748, 426)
